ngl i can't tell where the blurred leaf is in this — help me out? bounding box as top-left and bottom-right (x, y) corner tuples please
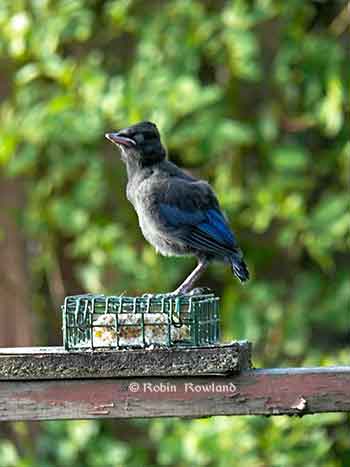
(271, 144), (309, 171)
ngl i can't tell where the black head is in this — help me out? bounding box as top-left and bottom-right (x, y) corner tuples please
(105, 121), (166, 167)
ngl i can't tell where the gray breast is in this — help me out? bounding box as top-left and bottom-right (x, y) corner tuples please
(136, 202), (189, 257)
(132, 184), (186, 257)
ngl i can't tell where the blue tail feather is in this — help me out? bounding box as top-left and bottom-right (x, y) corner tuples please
(231, 253), (249, 282)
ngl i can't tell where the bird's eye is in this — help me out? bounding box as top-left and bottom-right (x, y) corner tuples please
(133, 134), (144, 144)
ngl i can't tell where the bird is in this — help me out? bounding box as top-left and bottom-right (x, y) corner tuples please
(105, 121), (249, 295)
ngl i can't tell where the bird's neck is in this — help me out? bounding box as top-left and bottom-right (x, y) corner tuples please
(125, 160), (157, 206)
(125, 157), (156, 183)
(125, 157), (142, 180)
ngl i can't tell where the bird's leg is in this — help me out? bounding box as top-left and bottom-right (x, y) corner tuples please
(172, 259), (209, 295)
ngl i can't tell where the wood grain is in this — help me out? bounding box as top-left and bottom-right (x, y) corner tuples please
(0, 342), (251, 380)
(0, 367), (349, 420)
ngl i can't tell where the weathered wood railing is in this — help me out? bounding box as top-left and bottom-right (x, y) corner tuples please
(0, 343), (349, 420)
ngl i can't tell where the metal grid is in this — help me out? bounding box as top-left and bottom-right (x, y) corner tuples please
(62, 293), (220, 350)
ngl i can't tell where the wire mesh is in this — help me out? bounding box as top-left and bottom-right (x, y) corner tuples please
(62, 293), (220, 350)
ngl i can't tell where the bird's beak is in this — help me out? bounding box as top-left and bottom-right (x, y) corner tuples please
(105, 132), (136, 148)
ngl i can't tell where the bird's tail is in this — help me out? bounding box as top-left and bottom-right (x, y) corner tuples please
(230, 252), (250, 283)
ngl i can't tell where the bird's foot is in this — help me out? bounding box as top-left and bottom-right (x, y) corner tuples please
(168, 286), (213, 296)
(142, 287), (213, 299)
(142, 292), (178, 299)
(188, 287), (213, 296)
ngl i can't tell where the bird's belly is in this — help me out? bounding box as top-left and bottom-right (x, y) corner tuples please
(138, 214), (188, 257)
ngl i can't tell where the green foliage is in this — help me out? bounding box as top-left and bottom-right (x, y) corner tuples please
(0, 0), (349, 465)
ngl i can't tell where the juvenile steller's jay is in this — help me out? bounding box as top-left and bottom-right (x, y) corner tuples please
(105, 121), (249, 294)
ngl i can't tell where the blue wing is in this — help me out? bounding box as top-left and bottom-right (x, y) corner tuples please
(159, 204), (238, 257)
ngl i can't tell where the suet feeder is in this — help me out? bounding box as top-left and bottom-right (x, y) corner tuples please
(62, 293), (220, 350)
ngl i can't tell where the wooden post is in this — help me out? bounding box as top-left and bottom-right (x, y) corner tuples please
(0, 344), (349, 421)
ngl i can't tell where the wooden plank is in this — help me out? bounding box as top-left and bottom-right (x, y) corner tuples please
(0, 367), (349, 421)
(0, 342), (251, 380)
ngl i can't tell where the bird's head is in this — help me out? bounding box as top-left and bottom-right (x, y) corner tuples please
(105, 121), (166, 167)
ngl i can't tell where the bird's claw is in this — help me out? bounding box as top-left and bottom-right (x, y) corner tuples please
(188, 287), (213, 296)
(142, 287), (213, 299)
(142, 292), (179, 299)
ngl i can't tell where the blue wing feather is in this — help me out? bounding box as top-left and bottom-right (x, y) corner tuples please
(197, 209), (236, 246)
(159, 204), (238, 255)
(159, 204), (206, 226)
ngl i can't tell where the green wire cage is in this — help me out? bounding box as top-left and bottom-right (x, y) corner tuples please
(62, 293), (220, 350)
